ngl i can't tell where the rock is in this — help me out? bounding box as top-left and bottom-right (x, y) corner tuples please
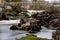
(31, 12), (56, 26)
(31, 13), (45, 25)
(19, 18), (41, 33)
(10, 25), (18, 30)
(52, 26), (60, 40)
(10, 18), (41, 33)
(20, 18), (26, 24)
(1, 13), (7, 20)
(16, 34), (49, 40)
(26, 20), (41, 33)
(45, 18), (60, 29)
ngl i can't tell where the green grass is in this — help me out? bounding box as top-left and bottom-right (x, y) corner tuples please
(16, 34), (50, 40)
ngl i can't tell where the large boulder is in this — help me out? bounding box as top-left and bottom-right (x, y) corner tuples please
(10, 18), (41, 33)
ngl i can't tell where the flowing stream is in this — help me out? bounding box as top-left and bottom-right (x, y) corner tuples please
(0, 24), (56, 40)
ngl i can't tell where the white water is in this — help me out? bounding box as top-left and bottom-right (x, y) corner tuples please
(0, 20), (20, 24)
(0, 24), (56, 40)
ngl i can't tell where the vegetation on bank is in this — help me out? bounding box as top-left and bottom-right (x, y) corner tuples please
(0, 9), (19, 20)
(16, 34), (51, 40)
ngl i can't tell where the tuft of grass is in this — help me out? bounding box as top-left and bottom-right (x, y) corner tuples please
(16, 34), (50, 40)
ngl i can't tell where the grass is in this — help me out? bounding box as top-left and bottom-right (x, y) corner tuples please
(16, 34), (50, 40)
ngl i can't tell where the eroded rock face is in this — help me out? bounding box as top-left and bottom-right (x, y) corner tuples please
(52, 26), (60, 40)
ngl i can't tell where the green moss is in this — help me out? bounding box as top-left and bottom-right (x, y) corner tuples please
(16, 34), (49, 40)
(4, 11), (16, 16)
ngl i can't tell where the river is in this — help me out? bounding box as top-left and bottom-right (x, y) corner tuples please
(0, 24), (56, 40)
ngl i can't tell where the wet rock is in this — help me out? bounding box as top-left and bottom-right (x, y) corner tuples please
(26, 20), (41, 33)
(10, 25), (18, 30)
(10, 18), (41, 33)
